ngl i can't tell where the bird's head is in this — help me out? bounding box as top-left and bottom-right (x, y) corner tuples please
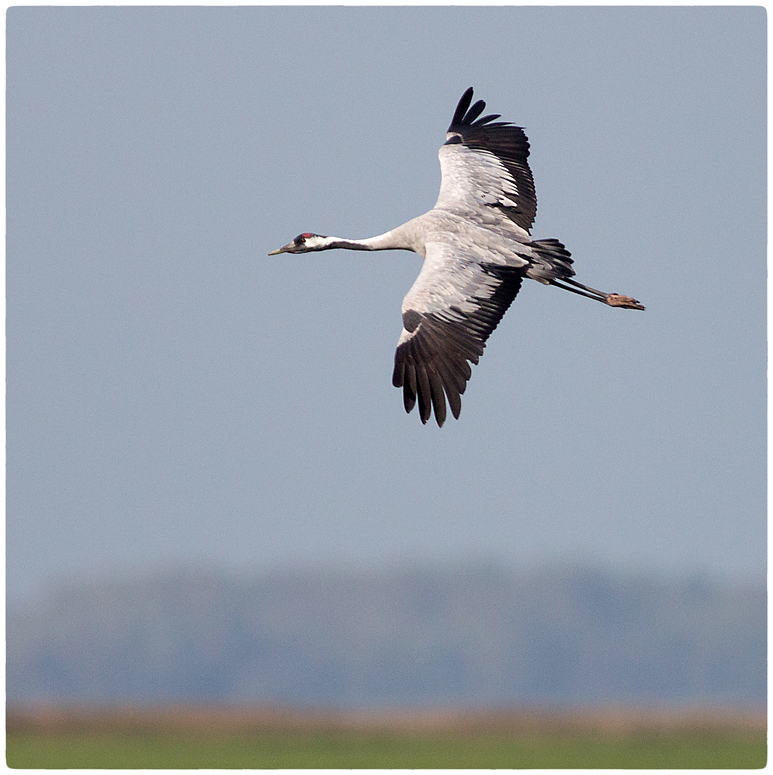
(268, 233), (333, 255)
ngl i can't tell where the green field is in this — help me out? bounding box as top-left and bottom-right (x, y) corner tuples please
(6, 707), (766, 769)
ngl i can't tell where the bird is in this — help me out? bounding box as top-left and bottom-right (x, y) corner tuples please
(269, 87), (644, 427)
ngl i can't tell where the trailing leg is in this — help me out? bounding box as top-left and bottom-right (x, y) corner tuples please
(550, 277), (645, 310)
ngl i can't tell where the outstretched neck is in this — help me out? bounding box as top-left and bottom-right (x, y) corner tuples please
(323, 237), (381, 251)
(322, 223), (420, 253)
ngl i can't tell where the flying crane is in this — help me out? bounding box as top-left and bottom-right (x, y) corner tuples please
(269, 88), (644, 426)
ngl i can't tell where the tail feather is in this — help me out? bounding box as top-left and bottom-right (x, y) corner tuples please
(527, 238), (575, 282)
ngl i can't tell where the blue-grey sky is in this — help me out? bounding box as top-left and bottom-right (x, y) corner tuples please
(7, 6), (766, 604)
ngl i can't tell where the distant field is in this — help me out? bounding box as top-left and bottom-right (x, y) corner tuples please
(7, 705), (766, 769)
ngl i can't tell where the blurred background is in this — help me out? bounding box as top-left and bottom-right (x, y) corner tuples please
(7, 7), (765, 710)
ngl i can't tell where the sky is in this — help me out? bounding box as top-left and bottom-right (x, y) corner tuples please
(6, 6), (766, 605)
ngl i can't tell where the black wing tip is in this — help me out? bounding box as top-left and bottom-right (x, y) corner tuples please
(393, 314), (488, 427)
(450, 87), (512, 131)
(450, 87), (480, 129)
(450, 87), (474, 128)
(405, 383), (449, 427)
(393, 349), (457, 428)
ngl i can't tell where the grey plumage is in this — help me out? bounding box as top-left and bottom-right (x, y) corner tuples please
(269, 88), (644, 427)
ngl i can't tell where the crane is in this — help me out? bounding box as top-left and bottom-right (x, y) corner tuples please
(269, 87), (644, 427)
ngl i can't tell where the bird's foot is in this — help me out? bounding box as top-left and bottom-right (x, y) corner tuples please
(605, 294), (645, 311)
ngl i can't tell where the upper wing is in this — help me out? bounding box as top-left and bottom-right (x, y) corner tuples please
(392, 240), (524, 426)
(434, 87), (537, 235)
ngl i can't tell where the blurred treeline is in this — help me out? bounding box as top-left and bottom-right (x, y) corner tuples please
(7, 563), (765, 707)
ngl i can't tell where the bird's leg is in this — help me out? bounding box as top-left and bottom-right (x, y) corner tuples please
(550, 278), (645, 310)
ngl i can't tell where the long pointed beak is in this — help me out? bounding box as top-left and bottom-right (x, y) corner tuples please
(268, 241), (293, 256)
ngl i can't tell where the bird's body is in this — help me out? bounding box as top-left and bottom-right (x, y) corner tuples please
(270, 88), (643, 426)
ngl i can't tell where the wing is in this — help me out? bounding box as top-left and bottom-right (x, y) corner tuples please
(392, 241), (524, 426)
(435, 87), (537, 235)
